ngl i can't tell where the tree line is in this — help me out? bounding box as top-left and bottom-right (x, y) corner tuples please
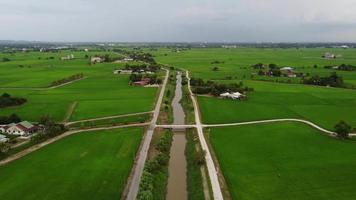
(0, 93), (27, 108)
(303, 72), (344, 88)
(190, 78), (254, 96)
(137, 131), (173, 200)
(50, 73), (84, 87)
(124, 63), (161, 72)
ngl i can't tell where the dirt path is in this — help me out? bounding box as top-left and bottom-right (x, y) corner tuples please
(63, 101), (78, 123)
(0, 123), (149, 166)
(203, 118), (336, 136)
(0, 77), (87, 91)
(65, 111), (153, 126)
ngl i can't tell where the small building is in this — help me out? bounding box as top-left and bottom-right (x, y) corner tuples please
(3, 121), (38, 136)
(220, 92), (243, 100)
(123, 58), (134, 61)
(133, 78), (151, 86)
(61, 54), (74, 60)
(323, 52), (336, 59)
(280, 67), (294, 71)
(91, 57), (104, 63)
(0, 134), (9, 143)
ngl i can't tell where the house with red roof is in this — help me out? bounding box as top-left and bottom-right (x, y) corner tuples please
(1, 121), (38, 136)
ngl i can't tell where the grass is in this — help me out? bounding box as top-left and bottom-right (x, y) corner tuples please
(198, 80), (356, 130)
(186, 130), (205, 200)
(208, 122), (356, 200)
(0, 128), (143, 200)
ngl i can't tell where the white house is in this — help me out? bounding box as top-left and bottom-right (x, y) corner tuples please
(220, 92), (230, 97)
(4, 121), (38, 136)
(280, 67), (294, 71)
(220, 92), (243, 100)
(0, 134), (9, 143)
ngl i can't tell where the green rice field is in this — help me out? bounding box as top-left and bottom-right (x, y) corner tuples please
(0, 50), (158, 122)
(208, 122), (356, 200)
(0, 128), (143, 200)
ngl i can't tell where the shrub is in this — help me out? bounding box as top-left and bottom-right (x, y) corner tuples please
(335, 121), (351, 139)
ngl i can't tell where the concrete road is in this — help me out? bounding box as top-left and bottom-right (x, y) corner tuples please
(124, 69), (169, 200)
(186, 70), (224, 200)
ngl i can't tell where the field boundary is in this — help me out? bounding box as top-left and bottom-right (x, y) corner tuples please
(63, 101), (78, 123)
(65, 111), (153, 126)
(203, 118), (336, 136)
(0, 76), (87, 90)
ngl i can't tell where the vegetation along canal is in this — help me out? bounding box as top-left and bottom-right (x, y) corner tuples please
(166, 72), (187, 200)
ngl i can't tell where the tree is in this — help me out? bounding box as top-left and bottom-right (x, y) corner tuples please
(335, 121), (351, 139)
(2, 57), (10, 62)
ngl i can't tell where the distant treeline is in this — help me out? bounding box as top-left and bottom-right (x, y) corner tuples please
(0, 114), (21, 124)
(190, 78), (253, 96)
(50, 73), (84, 87)
(0, 93), (27, 108)
(113, 49), (157, 64)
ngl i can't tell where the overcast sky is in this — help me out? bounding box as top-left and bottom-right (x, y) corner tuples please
(1, 0), (356, 42)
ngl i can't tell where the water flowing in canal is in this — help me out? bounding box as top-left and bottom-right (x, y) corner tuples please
(166, 72), (187, 200)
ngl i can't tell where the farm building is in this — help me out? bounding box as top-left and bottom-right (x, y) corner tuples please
(61, 54), (74, 60)
(91, 57), (104, 63)
(280, 67), (297, 77)
(1, 121), (38, 136)
(220, 92), (243, 99)
(323, 52), (336, 59)
(0, 134), (9, 143)
(133, 78), (151, 86)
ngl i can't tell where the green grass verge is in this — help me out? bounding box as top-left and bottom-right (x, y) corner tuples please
(186, 130), (205, 200)
(0, 128), (143, 200)
(208, 122), (356, 200)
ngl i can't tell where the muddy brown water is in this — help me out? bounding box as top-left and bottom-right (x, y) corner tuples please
(166, 72), (187, 200)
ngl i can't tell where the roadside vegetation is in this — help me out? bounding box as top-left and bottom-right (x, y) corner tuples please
(186, 129), (206, 200)
(158, 70), (175, 124)
(49, 73), (84, 87)
(180, 72), (195, 124)
(137, 130), (173, 200)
